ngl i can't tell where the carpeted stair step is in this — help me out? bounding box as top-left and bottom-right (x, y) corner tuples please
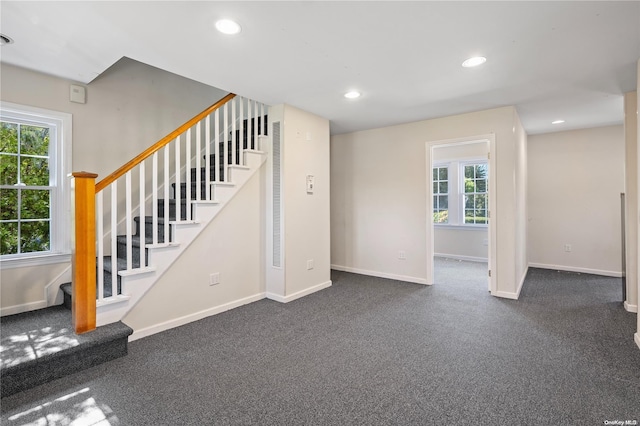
(157, 198), (187, 221)
(116, 235), (151, 269)
(172, 182), (209, 200)
(0, 305), (133, 398)
(134, 216), (169, 243)
(59, 256), (122, 308)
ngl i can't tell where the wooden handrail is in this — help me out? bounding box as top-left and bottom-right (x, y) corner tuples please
(72, 171), (98, 334)
(95, 93), (237, 193)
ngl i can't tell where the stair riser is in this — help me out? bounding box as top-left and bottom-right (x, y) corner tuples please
(134, 217), (168, 243)
(157, 199), (187, 221)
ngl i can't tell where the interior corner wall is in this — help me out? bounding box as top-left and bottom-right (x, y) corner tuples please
(331, 106), (523, 296)
(0, 59), (228, 312)
(528, 125), (625, 276)
(636, 58), (640, 349)
(123, 171), (265, 334)
(624, 91), (638, 312)
(267, 104), (331, 301)
(514, 109), (528, 290)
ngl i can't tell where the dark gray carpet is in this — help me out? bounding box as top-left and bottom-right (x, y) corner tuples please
(1, 265), (639, 425)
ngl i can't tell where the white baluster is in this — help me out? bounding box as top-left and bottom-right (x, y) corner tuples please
(254, 100), (259, 148)
(232, 97), (237, 165)
(247, 99), (253, 150)
(196, 121), (202, 201)
(186, 128), (191, 220)
(139, 162), (145, 267)
(152, 152), (158, 245)
(97, 191), (104, 301)
(125, 171), (132, 270)
(239, 97), (244, 165)
(214, 108), (220, 183)
(163, 145), (170, 241)
(110, 182), (117, 297)
(205, 117), (211, 199)
(223, 103), (228, 181)
(175, 136), (181, 220)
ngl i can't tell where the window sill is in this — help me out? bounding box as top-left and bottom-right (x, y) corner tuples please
(0, 253), (71, 269)
(434, 224), (488, 231)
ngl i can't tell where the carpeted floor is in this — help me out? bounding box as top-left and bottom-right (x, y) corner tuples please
(2, 262), (639, 425)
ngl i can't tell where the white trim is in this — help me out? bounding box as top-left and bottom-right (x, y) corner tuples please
(515, 265), (528, 299)
(0, 101), (72, 263)
(128, 292), (266, 341)
(624, 301), (638, 313)
(435, 254), (488, 263)
(0, 300), (48, 317)
(331, 264), (428, 285)
(635, 333), (640, 351)
(44, 264), (72, 306)
(0, 253), (71, 269)
(528, 262), (622, 278)
(266, 280), (332, 303)
(493, 291), (519, 300)
(434, 224), (488, 231)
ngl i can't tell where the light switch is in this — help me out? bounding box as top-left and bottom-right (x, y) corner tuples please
(306, 175), (314, 193)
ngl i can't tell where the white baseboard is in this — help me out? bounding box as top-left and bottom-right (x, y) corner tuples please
(511, 265), (528, 300)
(331, 264), (428, 285)
(1, 300), (48, 317)
(635, 333), (640, 351)
(528, 263), (622, 278)
(435, 254), (488, 263)
(493, 291), (519, 300)
(128, 292), (266, 341)
(266, 280), (332, 303)
(624, 301), (638, 313)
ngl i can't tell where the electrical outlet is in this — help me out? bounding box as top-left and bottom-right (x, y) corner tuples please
(564, 244), (572, 252)
(307, 259), (314, 270)
(398, 250), (406, 260)
(209, 273), (220, 286)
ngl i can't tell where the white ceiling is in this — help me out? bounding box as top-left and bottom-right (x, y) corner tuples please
(1, 1), (639, 135)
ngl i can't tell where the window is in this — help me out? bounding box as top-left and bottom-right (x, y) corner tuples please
(433, 166), (449, 223)
(0, 102), (72, 266)
(463, 163), (488, 225)
(432, 160), (488, 227)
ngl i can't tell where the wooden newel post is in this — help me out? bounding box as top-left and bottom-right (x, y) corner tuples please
(71, 171), (98, 334)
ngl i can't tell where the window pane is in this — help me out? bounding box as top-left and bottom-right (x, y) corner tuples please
(434, 210), (448, 224)
(0, 221), (18, 255)
(0, 188), (18, 220)
(475, 210), (487, 224)
(0, 122), (18, 154)
(21, 190), (50, 219)
(464, 165), (474, 179)
(476, 179), (487, 192)
(475, 194), (486, 209)
(439, 195), (448, 209)
(20, 157), (49, 186)
(439, 168), (447, 180)
(433, 168), (437, 180)
(0, 154), (18, 185)
(20, 125), (50, 156)
(465, 210), (474, 223)
(465, 194), (474, 209)
(439, 182), (448, 193)
(476, 164), (488, 178)
(20, 220), (50, 253)
(433, 195), (438, 208)
(433, 182), (438, 193)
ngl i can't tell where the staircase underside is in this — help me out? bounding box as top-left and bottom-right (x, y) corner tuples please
(0, 305), (132, 398)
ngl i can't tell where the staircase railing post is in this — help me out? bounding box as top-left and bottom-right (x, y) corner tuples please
(71, 171), (98, 334)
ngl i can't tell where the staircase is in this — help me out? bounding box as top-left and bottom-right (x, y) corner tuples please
(66, 94), (268, 328)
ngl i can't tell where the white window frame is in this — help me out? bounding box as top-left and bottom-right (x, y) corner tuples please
(460, 160), (489, 227)
(0, 102), (72, 268)
(433, 158), (488, 229)
(432, 163), (450, 224)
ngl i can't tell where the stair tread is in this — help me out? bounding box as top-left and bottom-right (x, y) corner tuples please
(0, 304), (132, 397)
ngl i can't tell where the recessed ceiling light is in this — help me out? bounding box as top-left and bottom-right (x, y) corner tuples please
(462, 56), (487, 68)
(0, 34), (14, 45)
(215, 19), (242, 35)
(344, 91), (361, 99)
(551, 120), (565, 124)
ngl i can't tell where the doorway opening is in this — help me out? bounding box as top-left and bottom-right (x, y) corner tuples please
(425, 135), (497, 294)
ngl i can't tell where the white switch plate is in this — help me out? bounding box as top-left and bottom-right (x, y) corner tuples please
(70, 84), (86, 104)
(307, 259), (314, 270)
(209, 273), (220, 286)
(306, 175), (314, 193)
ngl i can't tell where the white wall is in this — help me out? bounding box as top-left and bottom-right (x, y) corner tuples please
(331, 106), (526, 297)
(514, 110), (528, 287)
(528, 125), (624, 276)
(625, 91), (638, 312)
(266, 105), (331, 301)
(0, 59), (228, 312)
(123, 171), (265, 335)
(432, 142), (488, 261)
